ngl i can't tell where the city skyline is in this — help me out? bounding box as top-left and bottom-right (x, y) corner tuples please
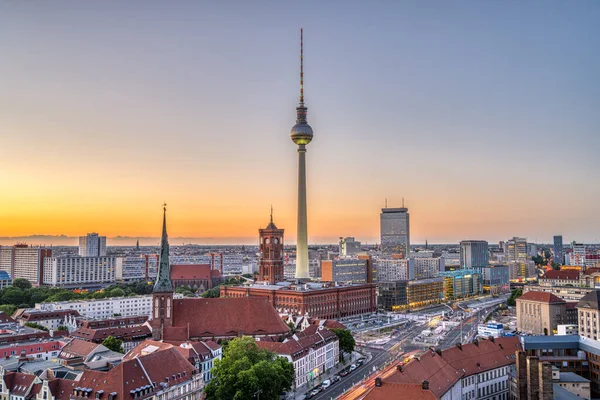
(1, 1), (599, 244)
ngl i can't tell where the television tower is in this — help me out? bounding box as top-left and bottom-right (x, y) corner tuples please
(290, 29), (313, 279)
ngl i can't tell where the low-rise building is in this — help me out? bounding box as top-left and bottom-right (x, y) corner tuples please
(407, 277), (444, 309)
(479, 265), (510, 295)
(576, 290), (600, 340)
(412, 257), (444, 279)
(175, 341), (222, 383)
(14, 309), (80, 331)
(523, 285), (594, 302)
(170, 264), (221, 291)
(516, 291), (573, 336)
(321, 258), (369, 284)
(439, 269), (481, 300)
(70, 325), (152, 353)
(42, 256), (117, 288)
(539, 270), (581, 287)
(375, 258), (413, 282)
(378, 281), (408, 311)
(257, 325), (339, 389)
(477, 322), (504, 338)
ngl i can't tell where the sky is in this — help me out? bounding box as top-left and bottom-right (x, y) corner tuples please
(1, 1), (599, 246)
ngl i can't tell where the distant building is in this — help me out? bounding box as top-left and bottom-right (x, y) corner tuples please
(479, 265), (510, 294)
(12, 245), (52, 286)
(507, 237), (528, 263)
(170, 264), (221, 291)
(116, 256), (146, 281)
(439, 269), (481, 300)
(376, 258), (414, 282)
(78, 233), (107, 257)
(413, 257), (444, 279)
(378, 281), (408, 311)
(0, 246), (14, 277)
(539, 270), (580, 287)
(0, 271), (11, 288)
(406, 277), (444, 309)
(567, 242), (586, 267)
(321, 258), (369, 284)
(176, 341), (222, 383)
(43, 256), (117, 287)
(14, 309), (80, 331)
(459, 240), (489, 269)
(35, 294), (164, 319)
(522, 285), (593, 302)
(477, 322), (504, 338)
(576, 290), (600, 341)
(554, 235), (564, 265)
(70, 324), (152, 353)
(380, 207), (410, 257)
(221, 282), (377, 319)
(339, 237), (361, 257)
(508, 261), (537, 282)
(516, 291), (575, 336)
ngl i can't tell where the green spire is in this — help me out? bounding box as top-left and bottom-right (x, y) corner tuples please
(154, 203), (173, 293)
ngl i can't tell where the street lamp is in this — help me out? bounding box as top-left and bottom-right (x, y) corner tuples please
(254, 389), (263, 399)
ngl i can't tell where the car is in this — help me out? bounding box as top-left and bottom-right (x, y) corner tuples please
(339, 369), (350, 377)
(349, 364), (357, 371)
(322, 380), (331, 389)
(310, 389), (320, 396)
(331, 375), (340, 383)
(357, 358), (365, 366)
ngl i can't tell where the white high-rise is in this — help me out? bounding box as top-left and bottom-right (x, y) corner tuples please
(79, 233), (107, 257)
(290, 29), (313, 279)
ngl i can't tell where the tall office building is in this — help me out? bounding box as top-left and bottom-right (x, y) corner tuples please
(12, 245), (52, 285)
(290, 29), (313, 279)
(380, 207), (410, 257)
(554, 235), (564, 265)
(507, 237), (528, 262)
(0, 246), (14, 277)
(78, 233), (107, 257)
(459, 240), (489, 269)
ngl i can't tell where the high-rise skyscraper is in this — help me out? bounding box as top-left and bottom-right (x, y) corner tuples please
(553, 235), (563, 265)
(459, 240), (489, 269)
(290, 29), (313, 279)
(258, 210), (284, 285)
(78, 233), (107, 257)
(380, 207), (410, 257)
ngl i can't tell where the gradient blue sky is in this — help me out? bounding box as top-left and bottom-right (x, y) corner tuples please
(1, 1), (599, 245)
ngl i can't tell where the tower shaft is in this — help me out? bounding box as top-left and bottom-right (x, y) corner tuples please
(295, 145), (309, 278)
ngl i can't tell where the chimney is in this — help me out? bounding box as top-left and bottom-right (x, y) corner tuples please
(422, 380), (429, 390)
(488, 335), (495, 342)
(516, 351), (528, 400)
(375, 377), (382, 387)
(456, 343), (462, 350)
(527, 356), (540, 400)
(396, 365), (403, 372)
(538, 361), (553, 400)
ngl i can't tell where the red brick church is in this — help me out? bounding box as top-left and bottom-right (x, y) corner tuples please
(150, 207), (290, 343)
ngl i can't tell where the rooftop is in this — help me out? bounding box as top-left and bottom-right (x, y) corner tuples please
(517, 291), (565, 304)
(576, 290), (600, 310)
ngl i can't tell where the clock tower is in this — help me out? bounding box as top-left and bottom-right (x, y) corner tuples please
(259, 208), (285, 284)
(151, 204), (174, 340)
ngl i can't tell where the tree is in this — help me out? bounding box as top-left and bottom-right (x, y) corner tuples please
(507, 288), (523, 307)
(0, 304), (16, 316)
(202, 287), (221, 298)
(204, 336), (294, 400)
(331, 329), (355, 361)
(12, 278), (32, 290)
(1, 287), (28, 306)
(102, 336), (124, 353)
(57, 325), (69, 331)
(24, 322), (49, 332)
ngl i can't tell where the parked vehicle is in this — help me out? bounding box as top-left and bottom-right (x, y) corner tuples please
(331, 375), (340, 383)
(349, 364), (357, 371)
(339, 368), (350, 377)
(310, 389), (320, 396)
(321, 380), (331, 389)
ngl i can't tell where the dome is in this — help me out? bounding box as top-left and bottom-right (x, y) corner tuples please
(290, 123), (313, 145)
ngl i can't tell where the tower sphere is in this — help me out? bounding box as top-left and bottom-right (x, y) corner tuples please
(291, 122), (313, 145)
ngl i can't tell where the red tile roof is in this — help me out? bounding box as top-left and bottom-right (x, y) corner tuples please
(166, 297), (290, 340)
(583, 267), (600, 276)
(170, 264), (212, 280)
(541, 270), (580, 280)
(517, 291), (565, 304)
(79, 316), (148, 329)
(385, 336), (521, 398)
(59, 339), (100, 359)
(71, 325), (151, 343)
(4, 372), (38, 396)
(0, 312), (15, 323)
(363, 383), (437, 400)
(257, 326), (337, 361)
(19, 310), (80, 322)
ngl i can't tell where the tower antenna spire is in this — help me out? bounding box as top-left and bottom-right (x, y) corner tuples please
(300, 28), (304, 105)
(270, 205), (273, 223)
(402, 197), (405, 208)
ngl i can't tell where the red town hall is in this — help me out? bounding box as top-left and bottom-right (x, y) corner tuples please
(258, 211), (285, 284)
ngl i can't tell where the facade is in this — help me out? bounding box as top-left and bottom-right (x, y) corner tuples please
(378, 281), (408, 311)
(257, 325), (339, 389)
(221, 282), (377, 319)
(35, 295), (160, 319)
(554, 235), (564, 265)
(480, 265), (510, 294)
(477, 322), (504, 338)
(70, 325), (151, 353)
(258, 214), (285, 284)
(507, 237), (528, 263)
(439, 269), (481, 300)
(508, 261), (537, 282)
(407, 277), (444, 309)
(413, 257), (444, 279)
(42, 256), (117, 287)
(11, 245), (52, 286)
(115, 257), (146, 281)
(170, 264), (221, 291)
(339, 237), (361, 257)
(375, 258), (413, 282)
(576, 290), (600, 340)
(0, 246), (14, 277)
(15, 309), (80, 331)
(380, 207), (410, 257)
(516, 291), (571, 336)
(460, 240), (489, 269)
(290, 29), (313, 279)
(0, 271), (11, 288)
(176, 341), (222, 383)
(78, 233), (107, 257)
(321, 258), (368, 283)
(568, 242), (586, 267)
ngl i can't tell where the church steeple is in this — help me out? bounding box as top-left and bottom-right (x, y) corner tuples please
(154, 203), (173, 293)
